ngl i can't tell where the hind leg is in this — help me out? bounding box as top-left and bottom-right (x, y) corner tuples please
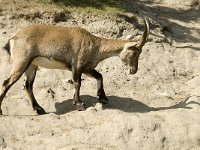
(25, 65), (46, 115)
(0, 61), (30, 115)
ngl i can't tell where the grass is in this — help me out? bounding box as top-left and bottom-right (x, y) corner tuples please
(39, 0), (129, 13)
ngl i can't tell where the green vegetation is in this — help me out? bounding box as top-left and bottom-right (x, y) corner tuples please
(40, 0), (129, 12)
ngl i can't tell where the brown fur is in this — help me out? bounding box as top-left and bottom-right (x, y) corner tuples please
(0, 19), (149, 115)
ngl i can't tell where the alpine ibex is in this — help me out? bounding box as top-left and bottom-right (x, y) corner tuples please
(0, 19), (149, 115)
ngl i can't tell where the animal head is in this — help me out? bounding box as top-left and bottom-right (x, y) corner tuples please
(120, 19), (149, 74)
(120, 43), (142, 74)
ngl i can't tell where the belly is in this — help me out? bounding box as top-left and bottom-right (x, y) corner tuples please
(32, 57), (67, 69)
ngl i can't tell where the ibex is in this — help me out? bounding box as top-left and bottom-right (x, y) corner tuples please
(0, 19), (149, 115)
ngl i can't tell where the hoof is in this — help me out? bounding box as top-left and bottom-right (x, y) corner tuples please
(74, 102), (86, 111)
(98, 97), (108, 104)
(35, 107), (46, 115)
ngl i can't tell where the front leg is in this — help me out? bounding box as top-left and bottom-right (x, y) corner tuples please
(72, 68), (86, 111)
(85, 69), (108, 104)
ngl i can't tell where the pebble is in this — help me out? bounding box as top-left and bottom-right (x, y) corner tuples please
(94, 103), (103, 110)
(86, 103), (103, 112)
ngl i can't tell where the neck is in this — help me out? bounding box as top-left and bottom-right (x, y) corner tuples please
(98, 38), (128, 61)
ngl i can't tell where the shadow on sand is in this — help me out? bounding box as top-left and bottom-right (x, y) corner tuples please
(55, 95), (200, 115)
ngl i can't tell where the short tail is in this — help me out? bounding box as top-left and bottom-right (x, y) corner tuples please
(137, 19), (149, 49)
(3, 40), (11, 55)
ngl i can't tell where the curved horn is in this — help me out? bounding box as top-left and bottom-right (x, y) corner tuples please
(137, 19), (149, 49)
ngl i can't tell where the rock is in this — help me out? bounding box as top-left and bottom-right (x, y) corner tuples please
(186, 96), (200, 109)
(53, 11), (68, 22)
(86, 103), (103, 112)
(94, 103), (103, 111)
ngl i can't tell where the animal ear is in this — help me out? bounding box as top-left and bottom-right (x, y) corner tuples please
(126, 35), (134, 40)
(132, 35), (141, 42)
(127, 44), (141, 52)
(127, 45), (135, 49)
(126, 35), (141, 41)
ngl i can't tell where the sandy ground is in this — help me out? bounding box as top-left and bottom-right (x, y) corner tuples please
(0, 0), (200, 149)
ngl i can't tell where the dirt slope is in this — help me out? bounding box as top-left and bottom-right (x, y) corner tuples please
(0, 0), (200, 149)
